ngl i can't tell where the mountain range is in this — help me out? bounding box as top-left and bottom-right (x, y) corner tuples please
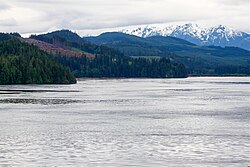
(2, 29), (249, 79)
(85, 32), (250, 75)
(8, 29), (250, 75)
(37, 29), (248, 75)
(27, 30), (188, 78)
(121, 24), (250, 51)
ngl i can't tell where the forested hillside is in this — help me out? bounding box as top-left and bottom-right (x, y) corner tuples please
(31, 30), (123, 57)
(0, 34), (76, 85)
(55, 55), (187, 78)
(85, 32), (250, 75)
(31, 30), (188, 78)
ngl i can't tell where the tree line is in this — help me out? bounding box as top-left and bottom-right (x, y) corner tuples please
(55, 54), (187, 78)
(0, 35), (76, 85)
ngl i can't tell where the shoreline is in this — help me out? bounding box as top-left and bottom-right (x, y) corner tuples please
(1, 76), (249, 86)
(189, 75), (250, 77)
(77, 75), (250, 81)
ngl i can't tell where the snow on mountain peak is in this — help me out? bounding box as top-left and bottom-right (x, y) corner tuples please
(120, 23), (250, 50)
(122, 23), (242, 39)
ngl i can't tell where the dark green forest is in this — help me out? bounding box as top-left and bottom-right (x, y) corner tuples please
(0, 34), (76, 85)
(31, 30), (188, 78)
(0, 32), (188, 85)
(55, 54), (187, 78)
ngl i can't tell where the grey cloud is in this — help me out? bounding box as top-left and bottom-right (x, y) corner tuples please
(0, 3), (11, 11)
(0, 18), (17, 26)
(0, 0), (249, 35)
(215, 0), (249, 5)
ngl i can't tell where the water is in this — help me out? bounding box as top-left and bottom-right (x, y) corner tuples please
(0, 77), (249, 167)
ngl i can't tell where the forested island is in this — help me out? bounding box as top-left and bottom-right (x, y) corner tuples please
(0, 32), (188, 85)
(0, 33), (76, 85)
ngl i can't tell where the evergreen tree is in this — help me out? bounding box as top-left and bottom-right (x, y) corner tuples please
(0, 35), (76, 85)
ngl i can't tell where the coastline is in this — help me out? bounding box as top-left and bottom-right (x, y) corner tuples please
(77, 75), (250, 81)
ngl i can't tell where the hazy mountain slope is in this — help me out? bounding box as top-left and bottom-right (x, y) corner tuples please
(85, 32), (195, 57)
(84, 32), (250, 75)
(85, 32), (249, 59)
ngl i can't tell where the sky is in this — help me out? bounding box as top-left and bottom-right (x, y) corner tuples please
(0, 0), (249, 36)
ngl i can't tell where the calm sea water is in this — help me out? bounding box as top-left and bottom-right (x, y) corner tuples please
(0, 77), (249, 167)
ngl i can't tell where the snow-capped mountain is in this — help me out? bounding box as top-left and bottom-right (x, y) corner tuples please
(121, 24), (250, 51)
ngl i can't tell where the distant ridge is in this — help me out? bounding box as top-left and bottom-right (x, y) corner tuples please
(85, 32), (250, 75)
(121, 24), (250, 51)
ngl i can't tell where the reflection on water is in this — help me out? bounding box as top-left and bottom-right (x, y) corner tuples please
(0, 77), (249, 166)
(0, 98), (81, 105)
(210, 81), (250, 85)
(0, 89), (80, 93)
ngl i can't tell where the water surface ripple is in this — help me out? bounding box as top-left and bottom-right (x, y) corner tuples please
(0, 77), (249, 166)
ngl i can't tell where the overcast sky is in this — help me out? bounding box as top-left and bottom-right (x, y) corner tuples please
(0, 0), (249, 36)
